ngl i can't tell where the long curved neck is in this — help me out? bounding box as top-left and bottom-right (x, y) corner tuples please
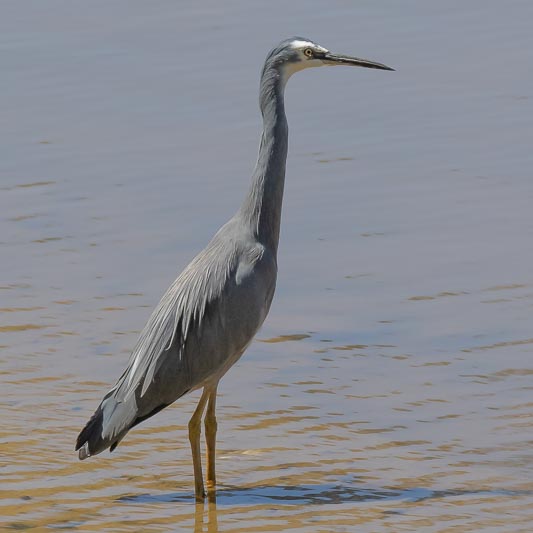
(239, 63), (288, 254)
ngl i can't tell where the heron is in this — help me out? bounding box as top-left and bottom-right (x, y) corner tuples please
(76, 37), (393, 501)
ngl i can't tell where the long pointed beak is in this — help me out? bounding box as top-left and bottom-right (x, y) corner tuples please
(322, 52), (394, 71)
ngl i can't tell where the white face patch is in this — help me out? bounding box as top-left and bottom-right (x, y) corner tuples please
(290, 40), (329, 54)
(291, 39), (315, 49)
(278, 39), (330, 85)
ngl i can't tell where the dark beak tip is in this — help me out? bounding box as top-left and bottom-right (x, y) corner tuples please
(367, 62), (395, 72)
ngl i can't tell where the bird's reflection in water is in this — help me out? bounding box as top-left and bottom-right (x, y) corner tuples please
(194, 500), (218, 533)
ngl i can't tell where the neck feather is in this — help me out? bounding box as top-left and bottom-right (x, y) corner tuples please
(239, 63), (288, 254)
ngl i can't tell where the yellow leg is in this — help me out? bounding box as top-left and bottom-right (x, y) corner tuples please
(188, 388), (209, 502)
(204, 385), (218, 496)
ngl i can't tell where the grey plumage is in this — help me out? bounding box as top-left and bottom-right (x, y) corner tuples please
(77, 218), (274, 458)
(76, 37), (393, 499)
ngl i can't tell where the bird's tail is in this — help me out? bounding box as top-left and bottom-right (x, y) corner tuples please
(75, 390), (138, 460)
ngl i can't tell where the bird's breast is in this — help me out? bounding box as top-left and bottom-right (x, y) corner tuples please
(176, 245), (277, 391)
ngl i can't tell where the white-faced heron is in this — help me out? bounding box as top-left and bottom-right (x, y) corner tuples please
(76, 37), (393, 501)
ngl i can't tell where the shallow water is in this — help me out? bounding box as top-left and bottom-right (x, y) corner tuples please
(2, 1), (533, 531)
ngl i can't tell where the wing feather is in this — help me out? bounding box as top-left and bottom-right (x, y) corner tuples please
(113, 229), (239, 399)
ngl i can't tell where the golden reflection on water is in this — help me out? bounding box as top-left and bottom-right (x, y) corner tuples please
(2, 323), (533, 531)
(259, 334), (311, 343)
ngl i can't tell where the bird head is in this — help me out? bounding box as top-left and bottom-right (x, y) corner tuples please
(265, 37), (394, 81)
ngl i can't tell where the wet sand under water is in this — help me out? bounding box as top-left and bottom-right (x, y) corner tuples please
(2, 1), (533, 531)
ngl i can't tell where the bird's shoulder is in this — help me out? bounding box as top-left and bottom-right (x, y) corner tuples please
(184, 216), (270, 292)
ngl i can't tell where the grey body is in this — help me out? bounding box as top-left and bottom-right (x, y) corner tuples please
(76, 37), (393, 467)
(110, 217), (276, 433)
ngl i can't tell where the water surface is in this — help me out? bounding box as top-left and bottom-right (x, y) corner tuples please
(2, 1), (533, 531)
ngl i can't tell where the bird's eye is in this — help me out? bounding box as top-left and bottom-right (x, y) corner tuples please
(304, 48), (313, 58)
